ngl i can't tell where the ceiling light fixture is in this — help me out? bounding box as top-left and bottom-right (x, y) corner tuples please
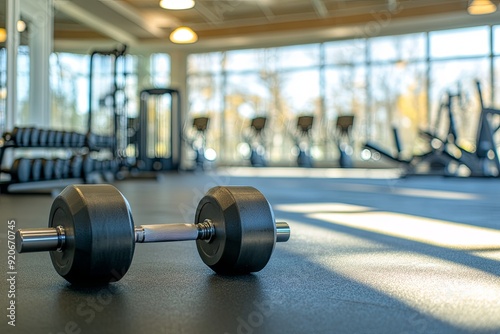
(170, 26), (198, 44)
(467, 0), (497, 15)
(159, 0), (195, 10)
(0, 28), (6, 43)
(17, 20), (26, 33)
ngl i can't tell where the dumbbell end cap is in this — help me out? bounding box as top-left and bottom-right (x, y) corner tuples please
(276, 221), (290, 242)
(15, 228), (62, 253)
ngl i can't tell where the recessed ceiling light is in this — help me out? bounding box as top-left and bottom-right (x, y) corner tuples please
(170, 26), (198, 44)
(159, 0), (195, 10)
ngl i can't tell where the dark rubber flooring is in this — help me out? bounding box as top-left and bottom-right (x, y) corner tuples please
(1, 168), (500, 334)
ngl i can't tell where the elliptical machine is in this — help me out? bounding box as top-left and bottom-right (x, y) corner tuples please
(293, 116), (314, 168)
(185, 117), (216, 171)
(334, 115), (355, 168)
(244, 117), (268, 167)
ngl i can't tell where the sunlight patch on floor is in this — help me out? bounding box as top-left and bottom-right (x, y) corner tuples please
(283, 218), (500, 331)
(309, 211), (500, 250)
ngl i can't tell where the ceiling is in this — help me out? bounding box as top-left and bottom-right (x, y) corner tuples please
(15, 0), (500, 52)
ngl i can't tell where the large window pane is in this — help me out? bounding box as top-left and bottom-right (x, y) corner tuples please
(188, 52), (223, 74)
(369, 62), (427, 152)
(494, 26), (500, 55)
(325, 39), (366, 65)
(430, 26), (489, 59)
(276, 44), (320, 69)
(17, 46), (30, 125)
(0, 48), (5, 134)
(225, 49), (261, 72)
(370, 33), (426, 62)
(150, 53), (171, 87)
(430, 59), (490, 143)
(187, 73), (223, 159)
(495, 57), (500, 108)
(325, 65), (366, 160)
(224, 73), (270, 162)
(50, 53), (89, 133)
(278, 69), (321, 161)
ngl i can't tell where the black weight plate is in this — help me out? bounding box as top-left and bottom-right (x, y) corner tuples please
(94, 160), (103, 171)
(47, 130), (56, 147)
(42, 159), (54, 180)
(22, 128), (34, 147)
(54, 131), (64, 147)
(87, 133), (97, 148)
(70, 155), (83, 178)
(11, 127), (23, 146)
(30, 128), (40, 146)
(11, 158), (32, 182)
(78, 133), (86, 147)
(39, 130), (49, 147)
(62, 159), (71, 178)
(48, 184), (136, 285)
(70, 132), (79, 147)
(31, 159), (42, 181)
(53, 159), (64, 179)
(102, 160), (111, 171)
(82, 155), (94, 180)
(63, 132), (72, 147)
(195, 186), (276, 274)
(109, 159), (119, 173)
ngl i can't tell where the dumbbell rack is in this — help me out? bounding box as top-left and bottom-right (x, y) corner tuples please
(0, 128), (118, 194)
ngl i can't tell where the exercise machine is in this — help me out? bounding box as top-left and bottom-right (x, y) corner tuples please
(136, 88), (182, 172)
(244, 117), (268, 167)
(293, 116), (314, 168)
(334, 115), (355, 168)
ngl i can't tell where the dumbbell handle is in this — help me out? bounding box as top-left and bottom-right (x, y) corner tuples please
(16, 220), (291, 253)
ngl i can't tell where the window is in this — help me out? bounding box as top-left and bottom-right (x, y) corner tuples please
(275, 44), (320, 70)
(369, 62), (427, 150)
(430, 59), (490, 143)
(494, 26), (500, 55)
(186, 26), (496, 165)
(430, 27), (489, 59)
(150, 53), (171, 88)
(370, 33), (426, 62)
(225, 49), (261, 72)
(325, 39), (366, 65)
(188, 52), (223, 74)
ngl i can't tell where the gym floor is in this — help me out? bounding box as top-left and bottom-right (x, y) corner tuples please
(1, 168), (500, 334)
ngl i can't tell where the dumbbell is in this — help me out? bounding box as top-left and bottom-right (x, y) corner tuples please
(41, 159), (54, 180)
(22, 127), (36, 147)
(53, 159), (64, 179)
(86, 133), (95, 148)
(102, 159), (111, 171)
(78, 133), (86, 147)
(39, 130), (49, 147)
(16, 185), (290, 285)
(82, 155), (94, 180)
(94, 159), (103, 172)
(47, 130), (56, 147)
(10, 127), (24, 146)
(70, 155), (83, 178)
(10, 158), (32, 182)
(55, 131), (64, 147)
(30, 128), (40, 146)
(62, 159), (71, 178)
(109, 159), (119, 173)
(71, 132), (80, 147)
(31, 158), (42, 181)
(62, 131), (72, 147)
